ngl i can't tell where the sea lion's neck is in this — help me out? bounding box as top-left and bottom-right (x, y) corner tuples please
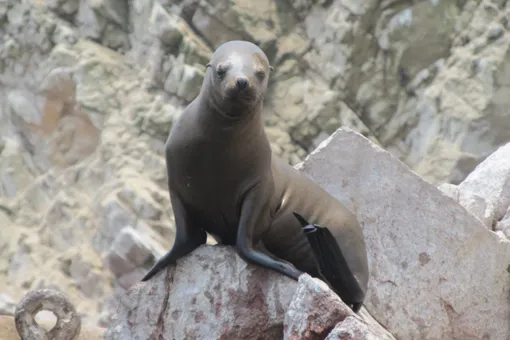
(197, 90), (265, 137)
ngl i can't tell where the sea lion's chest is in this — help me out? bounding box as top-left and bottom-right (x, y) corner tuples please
(169, 138), (242, 200)
(165, 102), (272, 238)
(166, 132), (259, 238)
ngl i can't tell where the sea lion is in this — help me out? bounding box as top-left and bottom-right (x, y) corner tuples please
(141, 40), (369, 311)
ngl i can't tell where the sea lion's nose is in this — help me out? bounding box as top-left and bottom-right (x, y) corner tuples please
(236, 77), (248, 90)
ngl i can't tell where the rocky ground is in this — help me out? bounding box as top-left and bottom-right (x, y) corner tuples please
(1, 0), (510, 339)
(106, 245), (396, 340)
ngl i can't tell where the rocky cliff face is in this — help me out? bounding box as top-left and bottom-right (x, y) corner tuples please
(1, 0), (510, 336)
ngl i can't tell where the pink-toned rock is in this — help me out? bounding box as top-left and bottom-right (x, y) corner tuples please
(325, 316), (383, 340)
(284, 274), (353, 340)
(284, 274), (395, 340)
(105, 245), (298, 340)
(106, 245), (396, 339)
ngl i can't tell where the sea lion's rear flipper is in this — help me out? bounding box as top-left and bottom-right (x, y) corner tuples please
(293, 212), (365, 313)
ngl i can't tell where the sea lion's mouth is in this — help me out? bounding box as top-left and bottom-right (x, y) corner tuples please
(220, 86), (259, 114)
(224, 87), (258, 102)
(210, 81), (263, 119)
(219, 96), (259, 119)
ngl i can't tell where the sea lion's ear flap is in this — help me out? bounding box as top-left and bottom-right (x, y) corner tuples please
(206, 63), (211, 69)
(269, 65), (274, 71)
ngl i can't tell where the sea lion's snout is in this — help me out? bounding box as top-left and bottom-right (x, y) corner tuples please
(236, 76), (249, 90)
(224, 73), (255, 100)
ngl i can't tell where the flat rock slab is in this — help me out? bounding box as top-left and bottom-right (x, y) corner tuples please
(296, 128), (510, 340)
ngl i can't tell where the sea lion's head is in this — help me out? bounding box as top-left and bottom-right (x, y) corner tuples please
(204, 40), (272, 118)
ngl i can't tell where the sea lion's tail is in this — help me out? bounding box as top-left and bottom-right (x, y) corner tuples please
(293, 212), (365, 313)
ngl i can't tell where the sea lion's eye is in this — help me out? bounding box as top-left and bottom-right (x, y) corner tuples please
(255, 70), (265, 80)
(216, 64), (228, 79)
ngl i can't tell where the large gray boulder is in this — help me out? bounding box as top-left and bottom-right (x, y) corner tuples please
(296, 127), (510, 340)
(458, 142), (510, 231)
(438, 141), (510, 237)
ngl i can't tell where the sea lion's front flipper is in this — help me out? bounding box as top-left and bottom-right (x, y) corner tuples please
(141, 191), (207, 282)
(294, 212), (365, 313)
(236, 187), (303, 280)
